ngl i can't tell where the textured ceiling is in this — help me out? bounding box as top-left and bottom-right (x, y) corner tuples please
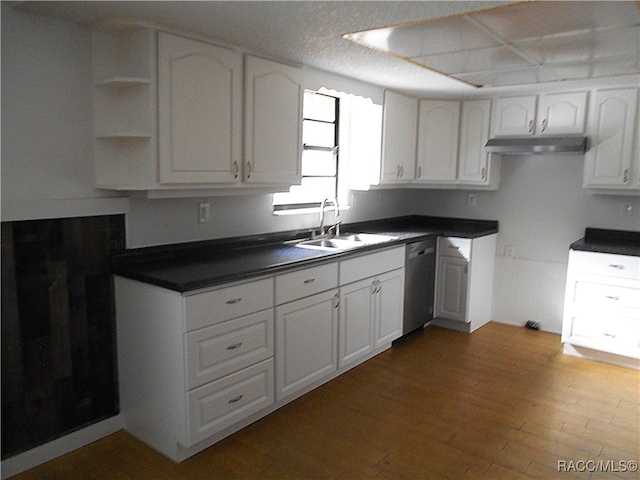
(12, 1), (640, 96)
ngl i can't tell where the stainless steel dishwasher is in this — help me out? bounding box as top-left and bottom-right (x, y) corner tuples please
(403, 238), (437, 335)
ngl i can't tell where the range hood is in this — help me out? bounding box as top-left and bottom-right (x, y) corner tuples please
(485, 137), (589, 155)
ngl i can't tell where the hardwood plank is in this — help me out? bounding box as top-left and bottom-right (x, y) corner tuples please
(10, 323), (638, 480)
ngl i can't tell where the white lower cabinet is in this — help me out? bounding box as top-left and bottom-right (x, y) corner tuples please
(433, 234), (497, 333)
(562, 250), (640, 366)
(275, 289), (339, 400)
(114, 245), (407, 462)
(339, 247), (405, 368)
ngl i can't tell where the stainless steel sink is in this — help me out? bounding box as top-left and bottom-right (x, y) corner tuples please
(334, 233), (398, 244)
(294, 233), (398, 251)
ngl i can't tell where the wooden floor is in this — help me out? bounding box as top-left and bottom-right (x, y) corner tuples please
(13, 323), (639, 479)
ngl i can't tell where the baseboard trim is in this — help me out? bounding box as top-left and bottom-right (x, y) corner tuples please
(1, 415), (123, 479)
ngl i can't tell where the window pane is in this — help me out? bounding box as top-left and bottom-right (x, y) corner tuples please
(287, 177), (336, 203)
(303, 91), (335, 122)
(303, 120), (335, 147)
(302, 149), (336, 176)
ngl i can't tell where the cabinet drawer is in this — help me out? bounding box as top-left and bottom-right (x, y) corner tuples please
(569, 250), (639, 280)
(187, 359), (274, 446)
(340, 246), (404, 286)
(574, 281), (640, 311)
(572, 316), (640, 348)
(185, 277), (274, 331)
(275, 263), (338, 305)
(438, 237), (471, 260)
(186, 310), (274, 389)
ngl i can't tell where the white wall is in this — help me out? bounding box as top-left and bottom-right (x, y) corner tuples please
(409, 156), (640, 333)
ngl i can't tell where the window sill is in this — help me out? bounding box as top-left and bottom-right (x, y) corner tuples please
(272, 205), (351, 216)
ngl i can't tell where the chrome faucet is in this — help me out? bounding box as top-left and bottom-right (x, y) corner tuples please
(319, 197), (340, 237)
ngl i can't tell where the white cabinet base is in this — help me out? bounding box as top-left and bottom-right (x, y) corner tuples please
(563, 343), (640, 370)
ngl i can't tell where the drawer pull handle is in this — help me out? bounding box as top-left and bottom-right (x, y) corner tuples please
(303, 278), (316, 284)
(605, 295), (620, 301)
(603, 333), (616, 338)
(228, 394), (243, 404)
(608, 264), (624, 270)
(226, 298), (242, 304)
(449, 245), (460, 250)
(226, 342), (243, 350)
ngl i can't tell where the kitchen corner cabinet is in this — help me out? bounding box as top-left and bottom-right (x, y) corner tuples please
(416, 100), (460, 183)
(338, 247), (404, 368)
(491, 92), (587, 137)
(244, 55), (303, 186)
(458, 100), (500, 188)
(562, 250), (640, 367)
(583, 88), (639, 193)
(158, 32), (243, 184)
(433, 234), (497, 333)
(381, 90), (418, 183)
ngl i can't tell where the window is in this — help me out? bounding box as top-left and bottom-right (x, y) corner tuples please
(273, 91), (339, 212)
(272, 87), (383, 214)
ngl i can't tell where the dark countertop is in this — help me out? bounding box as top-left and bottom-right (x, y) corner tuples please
(112, 215), (498, 292)
(570, 228), (640, 257)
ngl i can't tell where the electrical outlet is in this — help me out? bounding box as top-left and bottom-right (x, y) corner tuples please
(198, 202), (211, 224)
(467, 193), (477, 207)
(504, 245), (515, 259)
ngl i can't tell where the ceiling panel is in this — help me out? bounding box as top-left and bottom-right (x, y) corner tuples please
(344, 1), (640, 88)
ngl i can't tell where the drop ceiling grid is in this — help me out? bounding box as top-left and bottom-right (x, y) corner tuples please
(347, 1), (640, 88)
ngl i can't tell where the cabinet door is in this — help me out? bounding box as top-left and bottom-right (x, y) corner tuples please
(537, 91), (587, 136)
(275, 290), (338, 400)
(381, 90), (417, 183)
(244, 56), (303, 185)
(374, 269), (404, 348)
(583, 88), (639, 188)
(339, 278), (375, 368)
(158, 32), (242, 184)
(458, 100), (491, 184)
(435, 256), (468, 322)
(416, 100), (460, 182)
(491, 95), (537, 137)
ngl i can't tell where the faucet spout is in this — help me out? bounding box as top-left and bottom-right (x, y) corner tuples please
(319, 197), (339, 236)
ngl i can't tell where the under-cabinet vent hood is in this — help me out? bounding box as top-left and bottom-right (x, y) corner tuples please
(485, 137), (589, 155)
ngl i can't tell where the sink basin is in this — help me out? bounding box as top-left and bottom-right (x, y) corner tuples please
(295, 238), (362, 251)
(334, 233), (398, 244)
(294, 233), (398, 252)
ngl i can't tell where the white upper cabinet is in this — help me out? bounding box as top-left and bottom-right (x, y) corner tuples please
(381, 90), (417, 183)
(458, 100), (494, 186)
(244, 55), (303, 186)
(491, 95), (537, 137)
(416, 100), (460, 183)
(583, 88), (639, 192)
(537, 91), (588, 136)
(491, 92), (587, 137)
(158, 32), (242, 184)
